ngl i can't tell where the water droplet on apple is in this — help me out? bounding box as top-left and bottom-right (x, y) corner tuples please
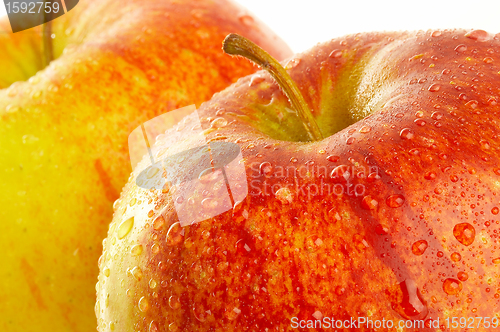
(225, 307), (241, 320)
(238, 14), (254, 26)
(361, 195), (378, 210)
(153, 215), (165, 230)
(414, 119), (426, 126)
(457, 271), (468, 281)
(5, 104), (20, 113)
(431, 111), (443, 120)
(465, 29), (489, 42)
(326, 155), (340, 162)
(138, 296), (149, 312)
(359, 126), (371, 133)
(131, 244), (143, 256)
(428, 84), (441, 92)
(260, 162), (273, 176)
(386, 194), (405, 208)
(149, 321), (158, 332)
(400, 128), (414, 140)
(249, 75), (265, 86)
(103, 268), (110, 277)
(431, 30), (442, 37)
(286, 58), (301, 69)
(149, 279), (158, 289)
(453, 223), (475, 246)
(330, 165), (351, 183)
(480, 140), (490, 150)
(130, 266), (143, 281)
(443, 278), (462, 295)
(211, 118), (228, 128)
(169, 295), (181, 309)
(275, 187), (293, 204)
(117, 217), (134, 239)
(151, 243), (160, 254)
(451, 252), (462, 262)
(329, 49), (342, 58)
(450, 175), (459, 182)
(484, 57), (494, 64)
(424, 172), (436, 180)
(166, 222), (184, 246)
(346, 137), (355, 145)
(290, 157), (298, 163)
(411, 240), (428, 255)
(492, 207), (499, 215)
(201, 197), (218, 210)
(398, 279), (428, 319)
(492, 257), (500, 264)
(167, 322), (179, 331)
(454, 44), (467, 52)
(335, 286), (345, 295)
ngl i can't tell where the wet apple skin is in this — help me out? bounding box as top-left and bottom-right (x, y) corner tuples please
(98, 30), (500, 331)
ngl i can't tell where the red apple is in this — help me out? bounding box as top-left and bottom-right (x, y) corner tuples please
(0, 1), (291, 331)
(97, 29), (500, 331)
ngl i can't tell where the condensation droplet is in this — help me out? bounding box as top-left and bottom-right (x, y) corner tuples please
(238, 14), (254, 26)
(450, 252), (461, 262)
(166, 222), (184, 246)
(211, 118), (228, 128)
(327, 155), (340, 162)
(260, 162), (273, 176)
(359, 126), (371, 133)
(329, 49), (342, 58)
(443, 278), (462, 295)
(275, 188), (293, 204)
(131, 244), (143, 256)
(130, 266), (143, 281)
(286, 58), (301, 69)
(465, 29), (489, 42)
(386, 194), (405, 208)
(117, 217), (134, 239)
(457, 271), (469, 281)
(149, 279), (158, 289)
(428, 84), (441, 92)
(400, 128), (414, 140)
(411, 240), (428, 255)
(361, 195), (378, 210)
(453, 223), (475, 246)
(138, 296), (149, 312)
(454, 44), (467, 53)
(491, 207), (499, 215)
(169, 295), (181, 309)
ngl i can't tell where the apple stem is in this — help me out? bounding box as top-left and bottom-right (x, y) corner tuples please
(42, 16), (53, 67)
(223, 33), (323, 142)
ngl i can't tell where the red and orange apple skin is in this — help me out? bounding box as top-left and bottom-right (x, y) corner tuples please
(97, 30), (500, 331)
(0, 0), (292, 331)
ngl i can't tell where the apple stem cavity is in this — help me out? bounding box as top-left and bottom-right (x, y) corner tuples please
(223, 33), (323, 142)
(42, 20), (53, 67)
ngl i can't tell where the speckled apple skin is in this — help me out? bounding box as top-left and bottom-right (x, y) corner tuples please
(97, 30), (500, 331)
(0, 0), (291, 331)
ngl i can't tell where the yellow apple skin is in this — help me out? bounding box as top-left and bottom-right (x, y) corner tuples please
(0, 0), (292, 331)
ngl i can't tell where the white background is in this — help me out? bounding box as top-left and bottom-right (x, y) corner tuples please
(2, 0), (500, 53)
